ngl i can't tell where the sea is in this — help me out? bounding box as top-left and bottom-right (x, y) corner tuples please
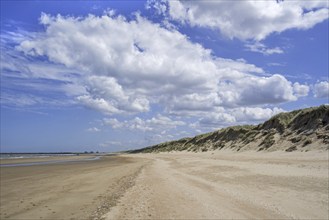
(0, 153), (101, 167)
(0, 153), (78, 159)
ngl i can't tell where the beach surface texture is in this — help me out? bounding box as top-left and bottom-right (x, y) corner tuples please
(1, 151), (328, 219)
(0, 155), (147, 219)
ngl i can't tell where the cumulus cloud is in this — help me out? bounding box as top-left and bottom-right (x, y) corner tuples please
(16, 13), (216, 114)
(87, 127), (101, 132)
(163, 0), (329, 40)
(77, 76), (150, 115)
(193, 106), (285, 130)
(77, 95), (121, 115)
(293, 82), (310, 97)
(104, 115), (185, 132)
(199, 112), (236, 128)
(231, 107), (285, 122)
(146, 0), (168, 15)
(15, 12), (301, 117)
(245, 42), (284, 55)
(313, 81), (329, 98)
(1, 11), (313, 141)
(217, 74), (297, 107)
(102, 115), (187, 146)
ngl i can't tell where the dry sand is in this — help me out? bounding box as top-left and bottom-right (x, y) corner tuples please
(104, 151), (329, 219)
(1, 151), (328, 219)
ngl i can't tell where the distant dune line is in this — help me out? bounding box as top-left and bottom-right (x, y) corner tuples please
(132, 105), (329, 153)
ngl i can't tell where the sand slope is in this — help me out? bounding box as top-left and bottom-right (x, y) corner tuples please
(104, 151), (329, 219)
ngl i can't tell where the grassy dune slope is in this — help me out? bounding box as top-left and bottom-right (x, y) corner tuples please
(132, 105), (329, 153)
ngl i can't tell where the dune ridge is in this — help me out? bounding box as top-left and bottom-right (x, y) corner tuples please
(132, 105), (329, 153)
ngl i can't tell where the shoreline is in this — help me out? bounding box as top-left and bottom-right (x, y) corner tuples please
(0, 156), (101, 167)
(0, 155), (99, 165)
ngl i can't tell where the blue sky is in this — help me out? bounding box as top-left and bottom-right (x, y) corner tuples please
(1, 0), (328, 153)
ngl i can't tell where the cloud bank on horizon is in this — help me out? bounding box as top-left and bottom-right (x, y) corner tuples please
(1, 0), (328, 152)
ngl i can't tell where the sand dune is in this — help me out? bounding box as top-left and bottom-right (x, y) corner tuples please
(132, 105), (329, 153)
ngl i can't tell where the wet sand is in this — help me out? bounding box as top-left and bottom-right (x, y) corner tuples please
(0, 155), (149, 219)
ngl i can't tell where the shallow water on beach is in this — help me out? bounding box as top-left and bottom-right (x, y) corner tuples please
(0, 155), (101, 167)
(0, 153), (77, 159)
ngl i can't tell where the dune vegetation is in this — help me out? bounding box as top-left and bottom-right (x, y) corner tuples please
(132, 105), (329, 153)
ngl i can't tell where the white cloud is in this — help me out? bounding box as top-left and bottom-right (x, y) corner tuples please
(104, 114), (185, 132)
(199, 112), (236, 128)
(217, 74), (297, 107)
(4, 12), (308, 136)
(164, 0), (329, 40)
(80, 75), (150, 114)
(1, 93), (42, 106)
(87, 127), (101, 132)
(77, 95), (121, 115)
(102, 115), (186, 146)
(1, 36), (86, 107)
(267, 62), (285, 67)
(313, 81), (329, 98)
(245, 42), (284, 55)
(146, 0), (167, 15)
(16, 13), (217, 114)
(231, 107), (285, 122)
(194, 106), (285, 130)
(293, 82), (310, 97)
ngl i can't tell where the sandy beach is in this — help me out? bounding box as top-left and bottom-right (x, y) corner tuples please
(1, 151), (328, 219)
(104, 151), (329, 219)
(0, 155), (149, 219)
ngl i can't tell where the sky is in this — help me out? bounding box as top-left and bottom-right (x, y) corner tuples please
(1, 0), (328, 153)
